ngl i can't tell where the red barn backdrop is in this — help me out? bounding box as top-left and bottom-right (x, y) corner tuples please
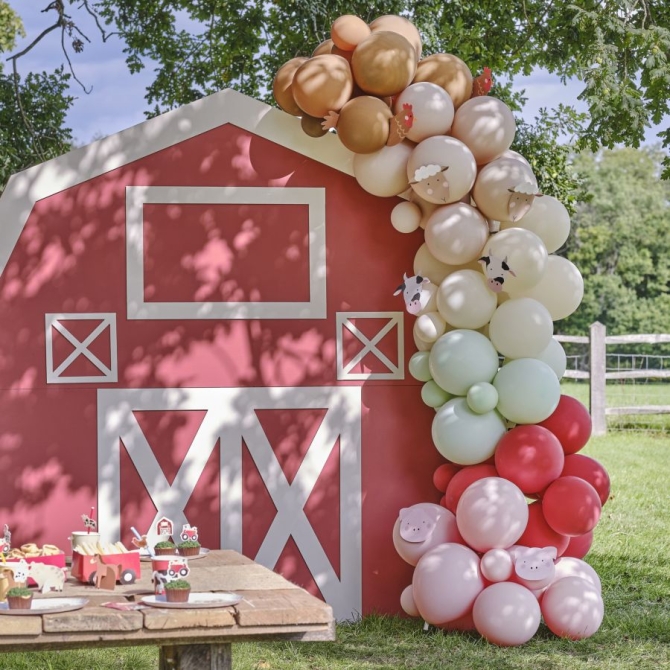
(0, 89), (442, 618)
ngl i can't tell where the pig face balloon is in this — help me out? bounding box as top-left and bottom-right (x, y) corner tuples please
(510, 545), (557, 590)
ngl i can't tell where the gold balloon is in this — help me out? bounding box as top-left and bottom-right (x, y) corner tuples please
(272, 57), (308, 116)
(413, 53), (473, 108)
(292, 55), (354, 119)
(301, 114), (329, 138)
(352, 31), (417, 97)
(336, 96), (393, 154)
(312, 39), (335, 56)
(331, 15), (371, 51)
(370, 14), (422, 59)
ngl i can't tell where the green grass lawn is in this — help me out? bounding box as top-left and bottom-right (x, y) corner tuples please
(1, 431), (668, 669)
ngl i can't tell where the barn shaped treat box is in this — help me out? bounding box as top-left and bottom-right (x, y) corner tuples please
(0, 89), (441, 619)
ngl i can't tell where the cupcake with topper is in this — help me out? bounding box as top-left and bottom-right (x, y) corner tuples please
(6, 586), (33, 610)
(177, 524), (200, 557)
(164, 579), (191, 603)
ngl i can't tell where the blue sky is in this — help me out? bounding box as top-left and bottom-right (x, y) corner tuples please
(8, 1), (665, 147)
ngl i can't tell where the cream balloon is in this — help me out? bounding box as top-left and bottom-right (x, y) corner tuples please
(391, 201), (422, 233)
(501, 195), (570, 254)
(353, 141), (413, 197)
(498, 149), (531, 169)
(532, 337), (567, 379)
(394, 82), (455, 142)
(416, 311), (447, 342)
(407, 136), (477, 205)
(484, 227), (548, 291)
(411, 193), (439, 228)
(488, 298), (554, 359)
(413, 243), (451, 284)
(437, 270), (497, 329)
(413, 327), (433, 352)
(472, 157), (538, 222)
(425, 203), (489, 265)
(451, 97), (516, 165)
(509, 255), (584, 321)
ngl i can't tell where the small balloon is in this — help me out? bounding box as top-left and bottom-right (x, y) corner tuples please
(331, 15), (371, 51)
(408, 351), (432, 382)
(466, 382), (498, 414)
(422, 380), (451, 408)
(391, 201), (422, 233)
(480, 548), (514, 583)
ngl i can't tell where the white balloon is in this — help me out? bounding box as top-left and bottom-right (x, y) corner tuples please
(413, 321), (434, 351)
(488, 298), (554, 359)
(391, 201), (422, 233)
(394, 82), (455, 142)
(532, 337), (567, 380)
(437, 270), (497, 329)
(501, 195), (570, 254)
(354, 142), (413, 197)
(425, 203), (489, 265)
(414, 243), (451, 285)
(416, 311), (447, 342)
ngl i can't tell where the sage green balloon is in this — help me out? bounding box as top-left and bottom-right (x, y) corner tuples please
(467, 382), (499, 414)
(422, 381), (451, 408)
(409, 351), (432, 382)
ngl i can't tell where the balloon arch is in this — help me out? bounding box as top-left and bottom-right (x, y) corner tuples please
(273, 13), (609, 645)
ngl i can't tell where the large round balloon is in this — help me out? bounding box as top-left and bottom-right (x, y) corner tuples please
(472, 157), (538, 222)
(273, 57), (309, 116)
(292, 55), (354, 118)
(501, 194), (570, 254)
(369, 14), (422, 58)
(473, 582), (541, 646)
(412, 543), (484, 624)
(394, 82), (454, 142)
(451, 97), (516, 165)
(508, 255), (584, 321)
(413, 243), (451, 284)
(538, 395), (592, 455)
(489, 298), (553, 359)
(444, 463), (498, 513)
(412, 53), (473, 108)
(494, 358), (561, 424)
(561, 454), (611, 506)
(542, 476), (602, 537)
(425, 203), (488, 265)
(331, 15), (371, 51)
(495, 425), (565, 495)
(436, 270), (497, 329)
(352, 31), (416, 97)
(516, 501), (570, 556)
(456, 477), (529, 552)
(429, 329), (500, 395)
(533, 337), (567, 379)
(353, 141), (413, 197)
(541, 576), (604, 640)
(334, 96), (392, 153)
(553, 557), (602, 592)
(407, 136), (477, 204)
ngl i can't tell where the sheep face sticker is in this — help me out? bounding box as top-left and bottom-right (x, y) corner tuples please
(410, 164), (450, 204)
(394, 273), (431, 315)
(507, 183), (543, 221)
(479, 253), (516, 293)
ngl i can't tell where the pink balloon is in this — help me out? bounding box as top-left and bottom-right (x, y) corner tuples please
(553, 558), (602, 593)
(412, 543), (485, 624)
(400, 584), (420, 617)
(393, 503), (463, 566)
(480, 549), (514, 583)
(541, 576), (604, 640)
(473, 582), (541, 646)
(456, 477), (529, 552)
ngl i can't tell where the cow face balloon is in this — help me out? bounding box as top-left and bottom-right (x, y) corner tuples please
(394, 273), (432, 315)
(509, 545), (557, 590)
(479, 252), (516, 293)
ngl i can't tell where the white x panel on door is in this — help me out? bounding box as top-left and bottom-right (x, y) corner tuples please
(97, 386), (362, 620)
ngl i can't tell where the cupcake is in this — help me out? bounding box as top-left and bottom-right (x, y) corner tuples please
(164, 579), (191, 603)
(177, 540), (201, 557)
(6, 587), (33, 610)
(153, 540), (178, 556)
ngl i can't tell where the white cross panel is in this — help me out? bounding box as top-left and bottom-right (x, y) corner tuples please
(97, 386), (362, 620)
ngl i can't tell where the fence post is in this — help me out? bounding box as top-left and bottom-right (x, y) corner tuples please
(589, 321), (607, 436)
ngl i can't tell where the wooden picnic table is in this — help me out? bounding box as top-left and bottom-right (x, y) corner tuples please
(0, 550), (335, 669)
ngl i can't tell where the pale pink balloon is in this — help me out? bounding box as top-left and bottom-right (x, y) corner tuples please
(412, 543), (485, 624)
(456, 477), (529, 552)
(400, 584), (420, 617)
(541, 576), (604, 640)
(392, 503), (462, 566)
(473, 582), (541, 646)
(553, 558), (602, 593)
(480, 548), (514, 583)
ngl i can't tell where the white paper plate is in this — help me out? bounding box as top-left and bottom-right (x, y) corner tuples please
(141, 592), (242, 609)
(140, 548), (210, 562)
(0, 597), (89, 615)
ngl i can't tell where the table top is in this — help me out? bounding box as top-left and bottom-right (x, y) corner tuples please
(0, 550), (335, 652)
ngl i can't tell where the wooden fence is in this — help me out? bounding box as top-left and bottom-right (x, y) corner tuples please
(555, 322), (670, 436)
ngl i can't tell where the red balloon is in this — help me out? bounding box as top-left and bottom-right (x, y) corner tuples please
(561, 454), (610, 505)
(495, 425), (565, 495)
(516, 501), (569, 556)
(562, 530), (594, 559)
(538, 395), (592, 455)
(543, 476), (602, 537)
(443, 464), (498, 514)
(433, 463), (461, 493)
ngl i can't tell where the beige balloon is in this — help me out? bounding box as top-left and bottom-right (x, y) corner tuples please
(331, 15), (371, 51)
(414, 243), (451, 284)
(489, 297), (554, 359)
(437, 269), (498, 329)
(472, 157), (538, 222)
(391, 201), (422, 233)
(407, 136), (477, 204)
(273, 57), (309, 116)
(312, 39), (334, 56)
(353, 141), (413, 197)
(425, 203), (489, 265)
(292, 55), (354, 118)
(484, 227), (548, 291)
(369, 14), (422, 59)
(451, 97), (516, 165)
(509, 255), (584, 320)
(412, 53), (473, 108)
(531, 337), (567, 379)
(394, 82), (454, 142)
(413, 321), (434, 352)
(335, 95), (392, 153)
(501, 195), (570, 254)
(498, 149), (531, 169)
(416, 311), (448, 342)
